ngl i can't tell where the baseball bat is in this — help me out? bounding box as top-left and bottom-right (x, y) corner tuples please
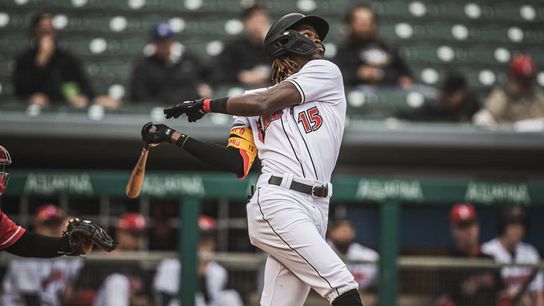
(125, 144), (150, 199)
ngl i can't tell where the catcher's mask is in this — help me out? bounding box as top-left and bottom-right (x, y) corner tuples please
(264, 13), (329, 60)
(0, 146), (12, 196)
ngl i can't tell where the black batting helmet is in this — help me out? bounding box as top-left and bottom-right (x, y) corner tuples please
(264, 13), (329, 60)
(497, 205), (529, 235)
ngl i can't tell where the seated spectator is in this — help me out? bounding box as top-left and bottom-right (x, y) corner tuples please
(435, 203), (504, 306)
(13, 12), (119, 109)
(397, 73), (480, 122)
(2, 204), (83, 306)
(211, 5), (271, 87)
(327, 218), (378, 291)
(333, 4), (412, 88)
(474, 55), (544, 126)
(154, 216), (244, 306)
(129, 22), (212, 104)
(482, 206), (543, 306)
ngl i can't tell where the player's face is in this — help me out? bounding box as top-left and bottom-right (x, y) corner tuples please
(503, 223), (525, 244)
(244, 9), (270, 41)
(329, 224), (355, 246)
(452, 222), (479, 248)
(294, 24), (324, 60)
(117, 229), (145, 251)
(34, 17), (56, 40)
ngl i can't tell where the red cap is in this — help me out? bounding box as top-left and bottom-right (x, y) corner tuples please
(35, 204), (64, 223)
(450, 203), (477, 225)
(199, 215), (217, 231)
(510, 55), (536, 78)
(117, 213), (147, 231)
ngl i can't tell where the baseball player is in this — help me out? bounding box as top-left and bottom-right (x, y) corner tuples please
(482, 206), (543, 306)
(0, 145), (116, 257)
(141, 13), (362, 306)
(153, 216), (244, 306)
(327, 219), (379, 291)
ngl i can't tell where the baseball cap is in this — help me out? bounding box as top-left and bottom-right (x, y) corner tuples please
(199, 215), (217, 232)
(450, 203), (477, 226)
(116, 213), (147, 231)
(151, 22), (174, 41)
(34, 204), (64, 224)
(510, 55), (536, 78)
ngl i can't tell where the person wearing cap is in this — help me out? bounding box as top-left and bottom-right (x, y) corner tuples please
(482, 206), (544, 306)
(474, 54), (544, 126)
(327, 219), (379, 292)
(153, 216), (244, 306)
(396, 72), (480, 122)
(2, 204), (84, 306)
(129, 21), (212, 104)
(435, 203), (505, 306)
(333, 4), (412, 88)
(91, 212), (151, 306)
(211, 4), (271, 87)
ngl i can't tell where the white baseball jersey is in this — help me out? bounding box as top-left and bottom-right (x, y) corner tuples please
(2, 258), (83, 306)
(482, 238), (544, 293)
(328, 241), (379, 290)
(153, 258), (243, 306)
(92, 273), (131, 306)
(232, 59), (346, 183)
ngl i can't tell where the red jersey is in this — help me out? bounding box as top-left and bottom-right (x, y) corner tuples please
(0, 211), (26, 250)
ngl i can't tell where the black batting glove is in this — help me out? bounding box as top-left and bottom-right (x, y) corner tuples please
(164, 99), (206, 122)
(141, 122), (176, 144)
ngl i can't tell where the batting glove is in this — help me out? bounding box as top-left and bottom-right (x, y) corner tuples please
(141, 122), (175, 144)
(164, 99), (206, 122)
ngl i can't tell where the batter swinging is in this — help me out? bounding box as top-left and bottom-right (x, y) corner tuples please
(142, 13), (362, 306)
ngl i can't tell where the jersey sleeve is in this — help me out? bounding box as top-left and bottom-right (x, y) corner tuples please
(0, 211), (26, 250)
(285, 59), (344, 105)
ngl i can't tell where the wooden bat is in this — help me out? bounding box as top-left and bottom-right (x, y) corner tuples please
(125, 144), (150, 199)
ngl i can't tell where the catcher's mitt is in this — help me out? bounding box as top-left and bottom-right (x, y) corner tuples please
(62, 218), (117, 256)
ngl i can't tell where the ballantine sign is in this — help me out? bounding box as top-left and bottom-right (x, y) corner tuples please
(141, 175), (205, 196)
(465, 182), (530, 204)
(24, 173), (93, 194)
(355, 179), (424, 201)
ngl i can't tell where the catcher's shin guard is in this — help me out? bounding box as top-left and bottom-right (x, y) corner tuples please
(332, 289), (364, 306)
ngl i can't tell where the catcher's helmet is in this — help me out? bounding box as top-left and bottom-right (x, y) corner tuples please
(497, 205), (529, 235)
(264, 13), (329, 60)
(0, 145), (12, 196)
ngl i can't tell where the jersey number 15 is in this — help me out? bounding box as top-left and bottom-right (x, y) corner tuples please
(297, 106), (323, 133)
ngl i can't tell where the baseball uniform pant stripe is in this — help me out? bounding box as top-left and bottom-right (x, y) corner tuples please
(255, 189), (340, 297)
(280, 117), (306, 178)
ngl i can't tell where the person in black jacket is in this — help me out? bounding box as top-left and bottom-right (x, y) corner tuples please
(211, 5), (271, 87)
(129, 22), (212, 104)
(13, 12), (95, 108)
(333, 4), (412, 88)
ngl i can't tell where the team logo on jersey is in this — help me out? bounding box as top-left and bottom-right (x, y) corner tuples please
(257, 110), (283, 142)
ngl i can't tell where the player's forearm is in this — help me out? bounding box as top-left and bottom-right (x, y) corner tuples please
(172, 132), (245, 176)
(5, 231), (71, 258)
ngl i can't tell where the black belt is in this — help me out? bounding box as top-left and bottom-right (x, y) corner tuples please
(268, 176), (329, 198)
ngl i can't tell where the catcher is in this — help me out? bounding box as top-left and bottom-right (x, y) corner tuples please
(0, 145), (116, 257)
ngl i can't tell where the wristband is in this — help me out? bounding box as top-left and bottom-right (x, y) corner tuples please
(205, 97), (229, 114)
(176, 133), (190, 148)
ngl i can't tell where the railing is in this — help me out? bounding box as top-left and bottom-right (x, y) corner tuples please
(3, 170), (544, 306)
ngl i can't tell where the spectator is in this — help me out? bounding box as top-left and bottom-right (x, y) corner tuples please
(482, 206), (544, 306)
(13, 12), (119, 109)
(2, 204), (83, 306)
(473, 55), (544, 126)
(397, 73), (480, 122)
(129, 22), (212, 104)
(154, 216), (244, 306)
(91, 213), (151, 306)
(211, 5), (271, 87)
(435, 203), (504, 306)
(333, 4), (412, 88)
(327, 218), (379, 291)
